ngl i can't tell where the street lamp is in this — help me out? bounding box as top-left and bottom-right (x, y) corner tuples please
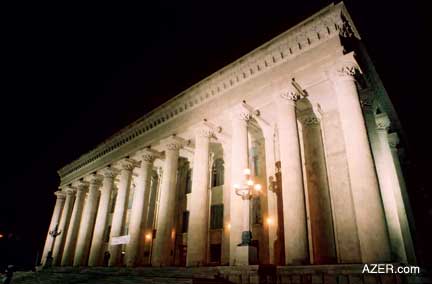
(233, 168), (261, 246)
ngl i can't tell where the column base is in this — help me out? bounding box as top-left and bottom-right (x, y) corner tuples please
(235, 245), (258, 266)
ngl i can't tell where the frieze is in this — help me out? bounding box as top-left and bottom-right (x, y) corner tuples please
(58, 3), (358, 181)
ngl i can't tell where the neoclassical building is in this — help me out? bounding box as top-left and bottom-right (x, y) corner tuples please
(42, 2), (416, 269)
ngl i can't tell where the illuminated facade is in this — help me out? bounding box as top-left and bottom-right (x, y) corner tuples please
(42, 2), (416, 269)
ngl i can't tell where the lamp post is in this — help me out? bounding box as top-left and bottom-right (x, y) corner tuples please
(233, 168), (261, 247)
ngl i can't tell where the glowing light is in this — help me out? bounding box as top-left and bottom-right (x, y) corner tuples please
(233, 183), (240, 189)
(145, 234), (152, 240)
(247, 179), (254, 186)
(121, 251), (125, 255)
(0, 234), (3, 239)
(227, 223), (231, 229)
(254, 184), (262, 191)
(266, 218), (273, 225)
(243, 168), (251, 175)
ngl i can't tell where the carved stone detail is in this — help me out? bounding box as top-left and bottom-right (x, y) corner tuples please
(301, 115), (320, 126)
(101, 167), (119, 179)
(54, 190), (66, 199)
(375, 113), (391, 131)
(335, 62), (360, 79)
(121, 158), (140, 171)
(280, 87), (301, 103)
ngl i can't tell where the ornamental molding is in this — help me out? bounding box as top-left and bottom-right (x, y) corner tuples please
(54, 190), (66, 199)
(162, 135), (186, 151)
(140, 148), (162, 163)
(58, 2), (359, 181)
(101, 167), (120, 179)
(121, 158), (140, 171)
(280, 86), (302, 103)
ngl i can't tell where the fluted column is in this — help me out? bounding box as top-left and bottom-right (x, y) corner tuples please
(388, 133), (416, 264)
(330, 54), (390, 262)
(229, 105), (251, 265)
(126, 149), (159, 267)
(274, 85), (308, 265)
(42, 190), (66, 265)
(109, 158), (139, 266)
(52, 188), (75, 265)
(152, 136), (183, 266)
(74, 174), (103, 266)
(61, 182), (88, 266)
(186, 125), (213, 266)
(88, 167), (118, 266)
(375, 114), (416, 263)
(262, 127), (278, 264)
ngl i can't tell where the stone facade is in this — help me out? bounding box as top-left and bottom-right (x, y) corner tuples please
(42, 2), (416, 269)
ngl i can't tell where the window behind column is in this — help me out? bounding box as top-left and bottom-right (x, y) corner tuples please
(211, 158), (224, 187)
(210, 204), (224, 229)
(181, 211), (190, 233)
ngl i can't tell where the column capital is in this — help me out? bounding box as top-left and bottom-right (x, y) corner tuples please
(74, 180), (89, 192)
(161, 135), (186, 151)
(89, 173), (104, 186)
(64, 186), (76, 196)
(139, 148), (162, 163)
(279, 85), (301, 105)
(300, 114), (320, 126)
(359, 93), (377, 113)
(120, 158), (140, 171)
(330, 53), (362, 82)
(54, 190), (66, 199)
(101, 167), (120, 179)
(375, 113), (391, 131)
(388, 132), (400, 148)
(194, 124), (214, 139)
(231, 102), (253, 121)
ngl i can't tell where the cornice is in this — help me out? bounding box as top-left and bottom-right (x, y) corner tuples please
(58, 2), (357, 182)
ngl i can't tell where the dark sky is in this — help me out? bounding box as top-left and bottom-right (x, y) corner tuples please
(1, 1), (428, 266)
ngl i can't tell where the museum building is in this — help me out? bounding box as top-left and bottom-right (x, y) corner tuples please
(41, 2), (416, 270)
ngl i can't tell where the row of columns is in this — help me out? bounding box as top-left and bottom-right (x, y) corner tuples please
(43, 54), (413, 267)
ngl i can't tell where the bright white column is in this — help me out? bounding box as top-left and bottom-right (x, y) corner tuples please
(230, 105), (250, 265)
(61, 181), (88, 266)
(330, 54), (390, 262)
(109, 158), (139, 266)
(126, 149), (159, 267)
(42, 190), (66, 265)
(186, 125), (212, 266)
(274, 85), (308, 265)
(88, 167), (118, 266)
(152, 136), (183, 266)
(74, 174), (103, 266)
(52, 188), (75, 265)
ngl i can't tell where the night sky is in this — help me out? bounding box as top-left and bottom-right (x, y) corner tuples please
(1, 1), (428, 268)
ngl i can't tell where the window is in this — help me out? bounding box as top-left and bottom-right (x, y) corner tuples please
(211, 159), (224, 187)
(185, 169), (192, 194)
(210, 204), (224, 229)
(110, 192), (117, 213)
(252, 197), (262, 224)
(182, 211), (190, 233)
(104, 226), (111, 243)
(210, 244), (221, 263)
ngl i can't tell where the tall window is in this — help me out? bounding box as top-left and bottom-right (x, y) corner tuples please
(104, 226), (111, 243)
(210, 204), (224, 229)
(211, 158), (224, 187)
(252, 197), (262, 224)
(182, 211), (190, 233)
(185, 169), (192, 194)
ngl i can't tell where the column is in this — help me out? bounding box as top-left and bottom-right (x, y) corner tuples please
(52, 188), (75, 265)
(300, 113), (336, 264)
(88, 167), (118, 266)
(230, 105), (251, 265)
(186, 125), (212, 266)
(109, 158), (139, 266)
(61, 181), (88, 266)
(375, 114), (416, 263)
(42, 190), (66, 265)
(152, 136), (183, 266)
(330, 54), (390, 262)
(126, 149), (159, 267)
(262, 127), (278, 264)
(274, 85), (308, 265)
(74, 174), (103, 266)
(388, 133), (416, 264)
